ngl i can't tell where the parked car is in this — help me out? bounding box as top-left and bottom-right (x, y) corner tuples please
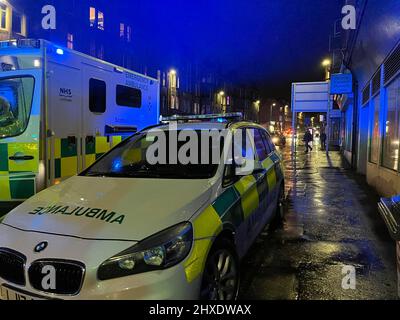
(0, 114), (285, 300)
(271, 132), (286, 146)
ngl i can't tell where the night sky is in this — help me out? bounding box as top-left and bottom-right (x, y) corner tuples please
(128, 0), (343, 99)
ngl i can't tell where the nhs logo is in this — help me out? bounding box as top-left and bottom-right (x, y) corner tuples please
(59, 88), (72, 98)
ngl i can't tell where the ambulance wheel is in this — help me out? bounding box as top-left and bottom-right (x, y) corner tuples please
(270, 184), (285, 230)
(199, 238), (240, 301)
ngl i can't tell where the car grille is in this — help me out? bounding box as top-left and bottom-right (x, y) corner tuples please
(28, 260), (85, 295)
(0, 248), (26, 286)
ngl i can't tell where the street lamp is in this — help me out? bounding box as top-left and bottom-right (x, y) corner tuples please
(217, 91), (226, 113)
(321, 59), (332, 80)
(321, 59), (331, 67)
(169, 69), (177, 75)
(270, 103), (276, 127)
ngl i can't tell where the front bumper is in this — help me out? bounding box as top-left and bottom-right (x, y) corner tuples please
(0, 224), (201, 300)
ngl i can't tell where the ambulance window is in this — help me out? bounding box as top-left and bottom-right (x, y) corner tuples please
(116, 85), (142, 108)
(254, 129), (269, 161)
(89, 78), (106, 113)
(261, 131), (274, 154)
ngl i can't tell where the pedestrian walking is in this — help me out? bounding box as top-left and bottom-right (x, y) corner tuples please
(303, 129), (313, 153)
(320, 131), (327, 150)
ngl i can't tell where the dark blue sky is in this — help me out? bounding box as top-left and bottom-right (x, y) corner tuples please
(129, 0), (343, 98)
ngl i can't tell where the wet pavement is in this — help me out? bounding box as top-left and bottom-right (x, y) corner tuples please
(239, 145), (399, 300)
(0, 145), (398, 300)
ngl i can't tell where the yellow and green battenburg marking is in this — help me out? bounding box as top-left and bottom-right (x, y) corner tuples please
(84, 136), (111, 168)
(54, 135), (125, 179)
(53, 137), (78, 179)
(1, 135), (127, 201)
(184, 151), (283, 282)
(0, 142), (39, 200)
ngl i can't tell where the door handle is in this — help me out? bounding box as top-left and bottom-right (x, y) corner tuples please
(9, 155), (34, 161)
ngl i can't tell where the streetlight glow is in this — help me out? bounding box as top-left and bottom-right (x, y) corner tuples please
(219, 91), (225, 96)
(322, 59), (331, 67)
(169, 69), (177, 75)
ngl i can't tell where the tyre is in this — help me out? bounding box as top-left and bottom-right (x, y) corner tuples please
(270, 183), (285, 230)
(199, 238), (240, 300)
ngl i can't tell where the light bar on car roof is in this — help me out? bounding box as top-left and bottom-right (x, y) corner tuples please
(0, 39), (41, 49)
(160, 112), (243, 123)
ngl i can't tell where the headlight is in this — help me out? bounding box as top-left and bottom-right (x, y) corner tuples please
(98, 222), (193, 280)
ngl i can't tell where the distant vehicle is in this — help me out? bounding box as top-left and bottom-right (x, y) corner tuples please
(0, 114), (285, 300)
(0, 39), (160, 208)
(271, 132), (286, 146)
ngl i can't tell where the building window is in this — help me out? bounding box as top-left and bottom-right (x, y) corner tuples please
(194, 102), (200, 114)
(67, 33), (74, 49)
(12, 12), (22, 34)
(382, 78), (400, 171)
(90, 41), (96, 57)
(0, 4), (7, 30)
(89, 78), (106, 114)
(97, 44), (104, 60)
(369, 95), (380, 164)
(127, 26), (132, 42)
(116, 85), (142, 108)
(97, 11), (104, 30)
(89, 7), (96, 27)
(168, 72), (177, 89)
(120, 23), (125, 38)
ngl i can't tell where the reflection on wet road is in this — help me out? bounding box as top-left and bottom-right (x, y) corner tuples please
(240, 146), (398, 300)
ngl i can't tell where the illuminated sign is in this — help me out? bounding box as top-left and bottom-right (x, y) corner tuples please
(330, 73), (353, 94)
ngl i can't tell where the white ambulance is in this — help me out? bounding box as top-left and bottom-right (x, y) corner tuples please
(0, 39), (160, 208)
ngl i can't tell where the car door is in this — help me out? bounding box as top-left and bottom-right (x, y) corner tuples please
(260, 130), (283, 220)
(251, 128), (274, 234)
(229, 127), (266, 252)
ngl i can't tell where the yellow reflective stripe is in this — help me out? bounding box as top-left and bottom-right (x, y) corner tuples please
(60, 157), (78, 177)
(0, 172), (11, 200)
(96, 137), (109, 154)
(184, 206), (223, 283)
(267, 168), (277, 190)
(262, 157), (277, 190)
(111, 136), (122, 148)
(7, 143), (39, 173)
(85, 154), (96, 167)
(234, 175), (259, 219)
(262, 157), (274, 170)
(54, 138), (61, 159)
(122, 148), (142, 163)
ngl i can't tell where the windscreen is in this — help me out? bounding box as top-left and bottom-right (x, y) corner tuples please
(81, 130), (224, 179)
(0, 76), (35, 139)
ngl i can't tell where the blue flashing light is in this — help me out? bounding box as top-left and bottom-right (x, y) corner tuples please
(112, 158), (123, 172)
(56, 48), (64, 55)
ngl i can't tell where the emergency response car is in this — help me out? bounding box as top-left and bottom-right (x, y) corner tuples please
(0, 39), (160, 208)
(0, 114), (285, 300)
